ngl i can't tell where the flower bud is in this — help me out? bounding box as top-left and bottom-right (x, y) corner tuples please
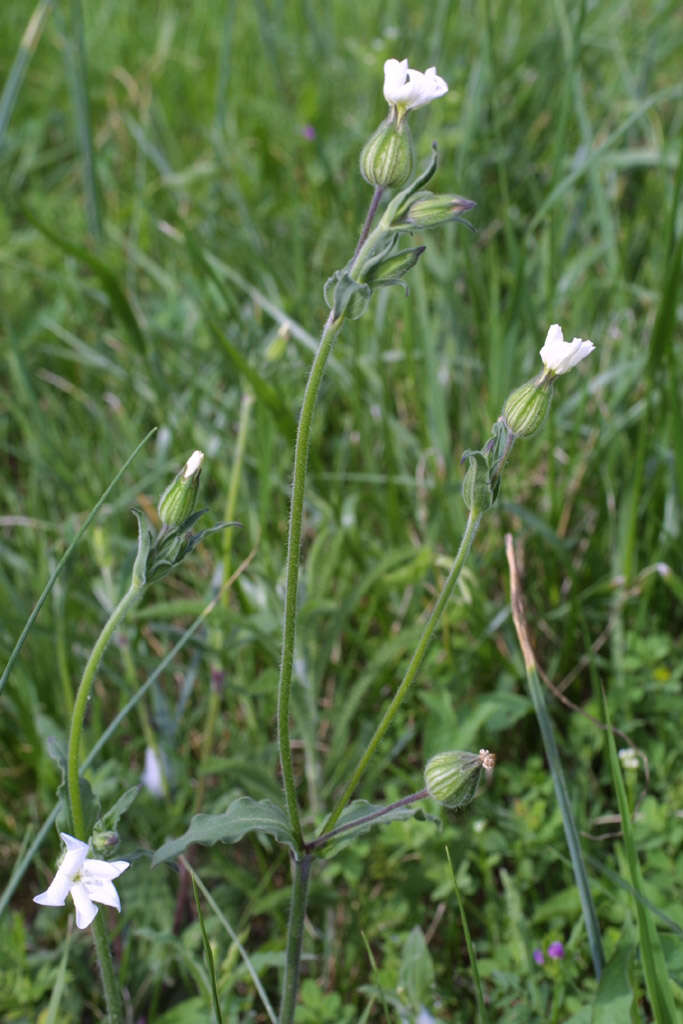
(157, 450), (204, 527)
(360, 117), (414, 188)
(90, 829), (119, 853)
(424, 749), (495, 810)
(502, 376), (552, 438)
(403, 190), (476, 229)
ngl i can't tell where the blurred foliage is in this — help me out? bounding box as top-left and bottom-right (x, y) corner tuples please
(1, 0), (682, 1020)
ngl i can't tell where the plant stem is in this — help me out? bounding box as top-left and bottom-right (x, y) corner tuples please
(323, 508), (482, 834)
(67, 582), (142, 838)
(91, 913), (124, 1024)
(279, 853), (313, 1024)
(304, 789), (428, 854)
(277, 311), (345, 850)
(351, 186), (384, 263)
(65, 581), (141, 1023)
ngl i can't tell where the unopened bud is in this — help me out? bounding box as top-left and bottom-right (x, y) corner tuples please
(158, 450), (204, 527)
(90, 829), (119, 853)
(403, 190), (476, 229)
(502, 375), (553, 438)
(360, 117), (414, 188)
(424, 749), (495, 809)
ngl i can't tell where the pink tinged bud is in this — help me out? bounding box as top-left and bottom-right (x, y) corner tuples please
(404, 191), (476, 229)
(533, 948), (545, 965)
(547, 941), (565, 960)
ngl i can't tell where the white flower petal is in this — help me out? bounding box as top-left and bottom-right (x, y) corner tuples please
(58, 833), (89, 877)
(142, 745), (165, 797)
(70, 882), (99, 929)
(383, 58), (448, 111)
(539, 323), (595, 375)
(82, 874), (122, 912)
(33, 875), (71, 908)
(83, 858), (130, 881)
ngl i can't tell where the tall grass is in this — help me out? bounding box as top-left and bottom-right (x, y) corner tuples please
(1, 0), (682, 1020)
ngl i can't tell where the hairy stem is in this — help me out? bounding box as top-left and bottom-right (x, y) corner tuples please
(277, 312), (344, 849)
(66, 581), (141, 1023)
(67, 582), (142, 838)
(279, 854), (313, 1024)
(305, 789), (428, 854)
(323, 508), (481, 833)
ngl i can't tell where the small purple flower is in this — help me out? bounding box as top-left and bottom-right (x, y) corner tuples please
(301, 124), (316, 141)
(532, 948), (545, 965)
(547, 941), (565, 960)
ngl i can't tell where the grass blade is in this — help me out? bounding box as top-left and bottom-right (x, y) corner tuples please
(0, 0), (56, 147)
(60, 0), (103, 239)
(601, 689), (678, 1023)
(505, 534), (604, 979)
(0, 428), (156, 698)
(185, 858), (277, 1024)
(191, 872), (224, 1024)
(446, 847), (488, 1024)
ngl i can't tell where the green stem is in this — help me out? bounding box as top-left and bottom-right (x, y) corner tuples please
(323, 508), (482, 833)
(277, 312), (345, 850)
(222, 390), (254, 587)
(67, 582), (142, 838)
(91, 913), (124, 1024)
(65, 581), (142, 1022)
(279, 853), (313, 1024)
(304, 789), (428, 854)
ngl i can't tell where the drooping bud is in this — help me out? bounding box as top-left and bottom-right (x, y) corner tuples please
(402, 190), (476, 229)
(424, 749), (495, 809)
(501, 374), (553, 438)
(157, 450), (204, 528)
(360, 117), (414, 188)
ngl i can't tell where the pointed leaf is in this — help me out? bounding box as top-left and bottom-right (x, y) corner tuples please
(152, 797), (294, 864)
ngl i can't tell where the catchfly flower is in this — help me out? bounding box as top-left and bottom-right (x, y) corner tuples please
(33, 832), (129, 929)
(383, 58), (448, 115)
(540, 323), (595, 376)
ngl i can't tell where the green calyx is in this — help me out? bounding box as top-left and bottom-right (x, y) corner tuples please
(424, 749), (495, 809)
(502, 375), (553, 438)
(360, 116), (414, 189)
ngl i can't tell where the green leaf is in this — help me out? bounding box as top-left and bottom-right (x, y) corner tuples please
(96, 785), (140, 833)
(591, 943), (635, 1024)
(152, 797), (294, 864)
(399, 926), (434, 1012)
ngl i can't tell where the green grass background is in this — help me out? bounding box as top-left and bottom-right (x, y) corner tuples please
(1, 0), (682, 1020)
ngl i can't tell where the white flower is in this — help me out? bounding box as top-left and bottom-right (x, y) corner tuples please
(183, 449), (204, 479)
(383, 58), (448, 113)
(33, 833), (129, 930)
(539, 323), (595, 375)
(141, 744), (165, 797)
